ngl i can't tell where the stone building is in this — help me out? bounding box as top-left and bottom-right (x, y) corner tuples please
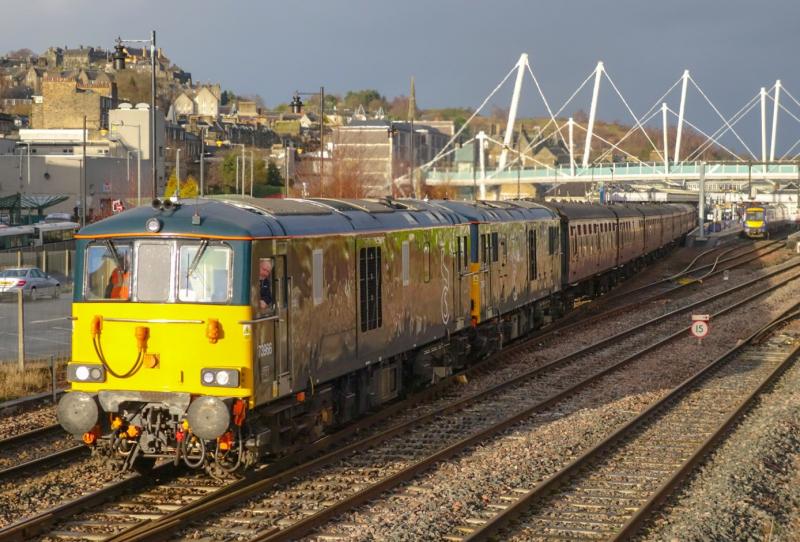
(31, 77), (118, 132)
(332, 119), (451, 196)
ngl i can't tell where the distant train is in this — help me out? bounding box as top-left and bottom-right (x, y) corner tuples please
(744, 204), (788, 239)
(56, 197), (696, 476)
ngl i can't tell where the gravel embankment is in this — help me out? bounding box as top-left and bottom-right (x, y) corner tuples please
(310, 265), (800, 541)
(637, 321), (800, 542)
(0, 403), (57, 441)
(0, 456), (123, 528)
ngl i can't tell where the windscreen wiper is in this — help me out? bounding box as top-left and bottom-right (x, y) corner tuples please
(187, 240), (209, 277)
(105, 240), (123, 271)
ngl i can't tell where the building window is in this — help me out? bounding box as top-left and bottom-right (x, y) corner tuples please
(359, 247), (382, 332)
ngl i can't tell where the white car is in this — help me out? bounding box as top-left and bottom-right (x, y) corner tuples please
(0, 267), (61, 300)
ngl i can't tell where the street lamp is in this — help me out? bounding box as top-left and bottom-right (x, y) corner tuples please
(199, 126), (207, 197)
(230, 143), (246, 196)
(114, 31), (158, 199)
(291, 87), (325, 195)
(126, 150), (140, 196)
(110, 120), (142, 205)
(17, 142), (31, 188)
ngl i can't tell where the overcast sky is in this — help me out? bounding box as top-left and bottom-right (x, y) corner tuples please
(5, 0), (800, 155)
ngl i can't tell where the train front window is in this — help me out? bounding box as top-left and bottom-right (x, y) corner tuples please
(136, 242), (173, 302)
(178, 243), (232, 303)
(746, 210), (764, 221)
(85, 242), (132, 300)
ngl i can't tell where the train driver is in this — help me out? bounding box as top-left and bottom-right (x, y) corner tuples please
(105, 252), (130, 299)
(259, 258), (274, 312)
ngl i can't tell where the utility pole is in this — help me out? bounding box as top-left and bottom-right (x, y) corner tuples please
(150, 30), (157, 199)
(175, 148), (181, 197)
(81, 115), (87, 226)
(409, 118), (415, 198)
(199, 129), (205, 197)
(250, 150), (254, 197)
(319, 86), (325, 194)
(516, 137), (521, 200)
(698, 161), (706, 240)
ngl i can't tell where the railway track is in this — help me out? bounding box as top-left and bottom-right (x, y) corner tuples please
(451, 304), (800, 541)
(0, 425), (84, 483)
(21, 256), (792, 542)
(540, 239), (783, 341)
(0, 242), (787, 542)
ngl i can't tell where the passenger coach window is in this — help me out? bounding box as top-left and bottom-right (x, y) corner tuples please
(85, 242), (132, 300)
(178, 243), (232, 303)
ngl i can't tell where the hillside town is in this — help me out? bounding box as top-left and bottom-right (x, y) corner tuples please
(0, 39), (649, 223)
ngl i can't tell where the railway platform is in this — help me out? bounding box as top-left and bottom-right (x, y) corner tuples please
(686, 222), (743, 247)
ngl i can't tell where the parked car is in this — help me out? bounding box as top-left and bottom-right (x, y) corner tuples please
(0, 267), (61, 300)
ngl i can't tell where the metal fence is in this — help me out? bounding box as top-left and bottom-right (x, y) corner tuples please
(0, 241), (75, 278)
(0, 245), (75, 365)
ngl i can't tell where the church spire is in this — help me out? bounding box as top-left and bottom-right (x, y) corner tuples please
(408, 76), (416, 121)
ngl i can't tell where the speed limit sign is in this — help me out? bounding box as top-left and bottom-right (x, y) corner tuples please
(691, 314), (710, 338)
(691, 320), (710, 338)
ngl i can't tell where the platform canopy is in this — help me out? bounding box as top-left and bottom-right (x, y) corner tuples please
(0, 193), (70, 225)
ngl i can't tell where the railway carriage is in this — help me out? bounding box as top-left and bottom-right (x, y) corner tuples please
(57, 196), (693, 476)
(548, 203), (618, 288)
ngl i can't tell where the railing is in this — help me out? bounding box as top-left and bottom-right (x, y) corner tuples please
(426, 161), (800, 184)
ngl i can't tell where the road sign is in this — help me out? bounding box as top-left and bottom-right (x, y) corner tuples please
(691, 314), (710, 321)
(691, 320), (710, 338)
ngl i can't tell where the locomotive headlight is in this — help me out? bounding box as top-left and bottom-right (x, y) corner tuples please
(200, 368), (240, 388)
(145, 217), (162, 233)
(75, 366), (90, 381)
(67, 364), (105, 383)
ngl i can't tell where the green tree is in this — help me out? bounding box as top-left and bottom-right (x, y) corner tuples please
(344, 89), (386, 111)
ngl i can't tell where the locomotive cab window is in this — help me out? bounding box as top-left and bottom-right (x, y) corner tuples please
(178, 243), (232, 303)
(85, 241), (132, 300)
(257, 257), (275, 313)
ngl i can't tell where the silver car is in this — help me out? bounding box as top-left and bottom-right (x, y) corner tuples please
(0, 267), (61, 300)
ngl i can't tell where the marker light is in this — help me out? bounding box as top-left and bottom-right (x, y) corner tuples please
(67, 364), (106, 383)
(200, 368), (240, 388)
